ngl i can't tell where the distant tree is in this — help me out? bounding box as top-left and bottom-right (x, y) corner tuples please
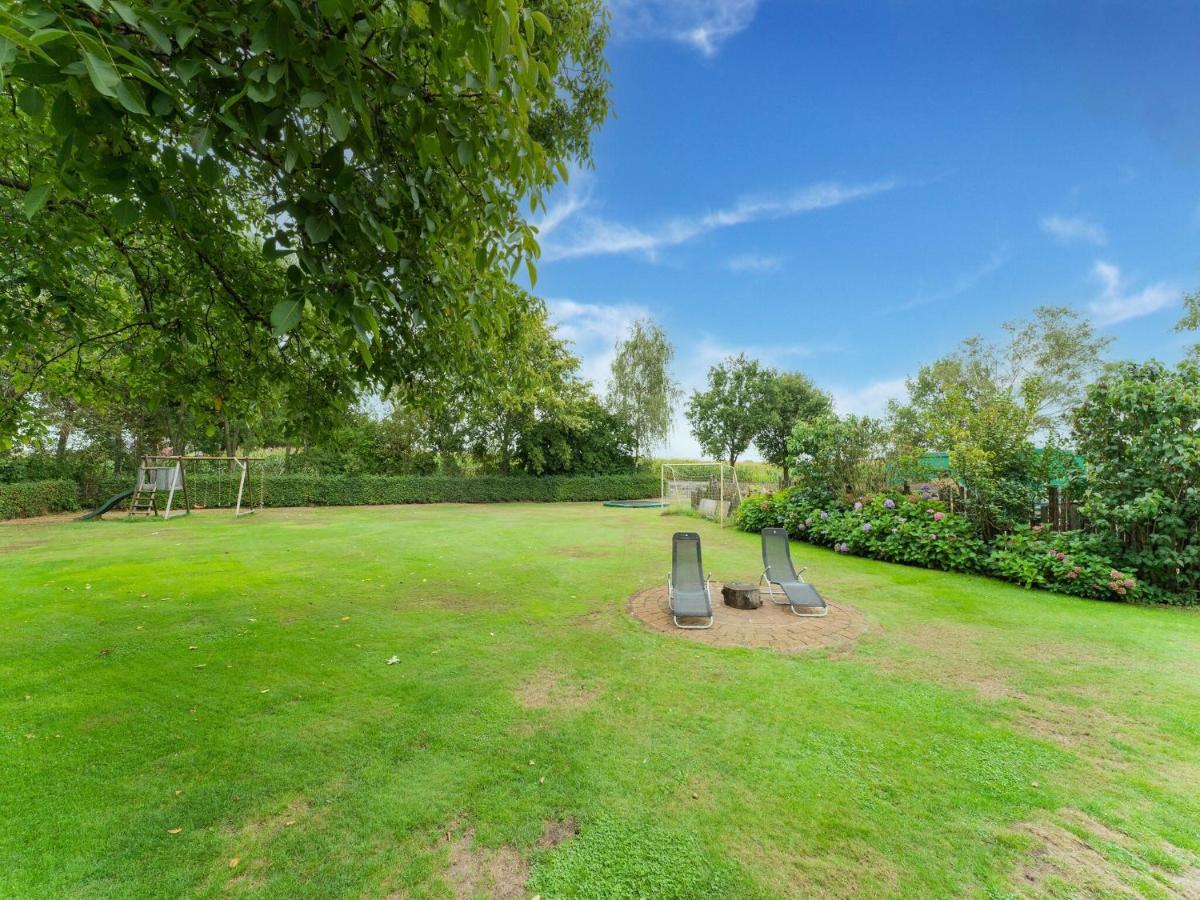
(685, 354), (772, 466)
(606, 318), (680, 463)
(1175, 290), (1200, 358)
(516, 389), (635, 475)
(756, 371), (832, 486)
(789, 413), (890, 499)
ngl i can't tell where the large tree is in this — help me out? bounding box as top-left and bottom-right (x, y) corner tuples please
(685, 354), (771, 467)
(605, 317), (679, 464)
(755, 370), (831, 486)
(888, 307), (1109, 537)
(0, 0), (610, 443)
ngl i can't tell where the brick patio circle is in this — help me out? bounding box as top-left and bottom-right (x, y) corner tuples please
(627, 582), (869, 652)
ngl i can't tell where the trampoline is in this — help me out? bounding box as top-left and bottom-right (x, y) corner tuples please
(602, 499), (667, 508)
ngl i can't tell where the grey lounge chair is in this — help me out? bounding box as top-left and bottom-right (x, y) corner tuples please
(668, 532), (714, 629)
(760, 527), (828, 617)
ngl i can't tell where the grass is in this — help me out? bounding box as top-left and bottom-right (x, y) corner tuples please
(2, 503), (1199, 898)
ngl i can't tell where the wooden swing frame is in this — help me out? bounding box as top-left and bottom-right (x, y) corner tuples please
(137, 455), (265, 520)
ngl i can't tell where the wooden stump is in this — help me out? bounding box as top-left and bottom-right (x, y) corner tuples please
(721, 582), (761, 610)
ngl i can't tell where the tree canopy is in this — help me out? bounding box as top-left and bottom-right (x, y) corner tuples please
(685, 354), (771, 466)
(0, 0), (610, 444)
(755, 370), (830, 485)
(605, 317), (679, 463)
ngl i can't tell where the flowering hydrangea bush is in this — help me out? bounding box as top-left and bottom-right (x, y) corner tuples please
(735, 489), (1142, 603)
(988, 525), (1140, 602)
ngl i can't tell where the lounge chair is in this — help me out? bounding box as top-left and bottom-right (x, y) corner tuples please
(760, 527), (828, 617)
(668, 532), (714, 629)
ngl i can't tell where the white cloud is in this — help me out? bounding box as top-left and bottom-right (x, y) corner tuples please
(608, 0), (758, 57)
(1040, 214), (1107, 246)
(723, 252), (782, 273)
(894, 247), (1008, 312)
(541, 179), (899, 262)
(545, 298), (650, 390)
(1088, 260), (1178, 326)
(828, 378), (909, 419)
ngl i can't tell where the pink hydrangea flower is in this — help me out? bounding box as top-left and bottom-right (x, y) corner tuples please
(933, 511), (945, 521)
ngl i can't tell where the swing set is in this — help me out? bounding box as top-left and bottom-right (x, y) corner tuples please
(128, 455), (265, 520)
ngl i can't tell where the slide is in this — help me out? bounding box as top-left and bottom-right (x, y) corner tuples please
(78, 488), (134, 521)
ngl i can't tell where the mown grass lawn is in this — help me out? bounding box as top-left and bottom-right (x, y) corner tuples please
(2, 503), (1199, 898)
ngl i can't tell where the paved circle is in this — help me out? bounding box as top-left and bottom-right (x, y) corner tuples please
(628, 582), (870, 652)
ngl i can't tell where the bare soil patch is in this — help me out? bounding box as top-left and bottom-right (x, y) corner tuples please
(436, 816), (579, 899)
(627, 583), (869, 652)
(515, 670), (601, 710)
(1011, 808), (1196, 898)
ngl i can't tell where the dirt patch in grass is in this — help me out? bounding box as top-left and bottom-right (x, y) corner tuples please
(435, 817), (579, 899)
(438, 821), (527, 900)
(1011, 808), (1197, 898)
(538, 816), (579, 848)
(515, 670), (601, 710)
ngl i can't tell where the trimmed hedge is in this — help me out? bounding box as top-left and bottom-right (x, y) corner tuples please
(82, 473), (661, 510)
(0, 479), (80, 520)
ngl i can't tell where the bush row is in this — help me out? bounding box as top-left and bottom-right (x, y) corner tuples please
(82, 473), (662, 510)
(736, 488), (1147, 603)
(0, 479), (80, 520)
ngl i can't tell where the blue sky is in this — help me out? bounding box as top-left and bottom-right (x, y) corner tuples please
(530, 0), (1200, 457)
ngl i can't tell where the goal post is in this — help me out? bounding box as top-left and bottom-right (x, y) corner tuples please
(660, 462), (744, 527)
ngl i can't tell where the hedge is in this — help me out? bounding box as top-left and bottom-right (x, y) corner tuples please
(0, 479), (80, 520)
(82, 473), (662, 510)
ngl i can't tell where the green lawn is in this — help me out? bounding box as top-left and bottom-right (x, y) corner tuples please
(3, 504), (1199, 898)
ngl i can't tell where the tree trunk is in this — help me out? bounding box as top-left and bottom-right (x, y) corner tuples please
(780, 461), (790, 488)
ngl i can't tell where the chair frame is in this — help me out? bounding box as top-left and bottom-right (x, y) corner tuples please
(668, 532), (714, 629)
(760, 528), (828, 618)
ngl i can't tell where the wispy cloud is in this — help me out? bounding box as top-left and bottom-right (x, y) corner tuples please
(893, 247), (1009, 313)
(540, 179), (900, 262)
(723, 252), (783, 273)
(608, 0), (759, 57)
(546, 298), (650, 389)
(1088, 260), (1178, 326)
(1040, 214), (1108, 246)
(828, 378), (908, 419)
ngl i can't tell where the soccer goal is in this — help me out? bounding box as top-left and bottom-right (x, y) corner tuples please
(660, 462), (744, 527)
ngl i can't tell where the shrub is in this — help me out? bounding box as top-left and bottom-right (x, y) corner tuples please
(0, 479), (80, 520)
(82, 474), (662, 510)
(989, 526), (1140, 602)
(1071, 360), (1200, 605)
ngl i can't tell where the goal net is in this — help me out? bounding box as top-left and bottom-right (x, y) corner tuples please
(661, 462), (744, 526)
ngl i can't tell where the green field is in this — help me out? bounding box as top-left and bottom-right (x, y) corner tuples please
(3, 504), (1198, 898)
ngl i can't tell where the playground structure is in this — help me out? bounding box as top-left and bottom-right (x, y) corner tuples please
(77, 455), (265, 520)
(129, 455), (265, 519)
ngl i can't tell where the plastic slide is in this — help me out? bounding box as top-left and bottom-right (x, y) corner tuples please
(78, 488), (134, 521)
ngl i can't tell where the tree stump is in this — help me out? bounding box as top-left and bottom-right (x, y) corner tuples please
(721, 582), (761, 610)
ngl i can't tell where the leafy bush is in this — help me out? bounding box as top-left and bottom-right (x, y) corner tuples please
(735, 488), (1144, 603)
(82, 474), (661, 510)
(0, 480), (80, 520)
(989, 526), (1140, 602)
(1071, 360), (1200, 605)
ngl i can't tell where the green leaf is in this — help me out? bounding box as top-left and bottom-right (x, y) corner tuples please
(327, 107), (349, 142)
(270, 299), (303, 335)
(114, 79), (149, 115)
(381, 225), (398, 252)
(299, 90), (326, 109)
(113, 198), (139, 227)
(456, 140), (473, 167)
(190, 126), (211, 154)
(304, 214), (334, 243)
(49, 91), (76, 133)
(17, 87), (44, 116)
(525, 257), (537, 287)
(140, 20), (173, 55)
(23, 182), (52, 219)
(83, 52), (122, 99)
(530, 10), (553, 35)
